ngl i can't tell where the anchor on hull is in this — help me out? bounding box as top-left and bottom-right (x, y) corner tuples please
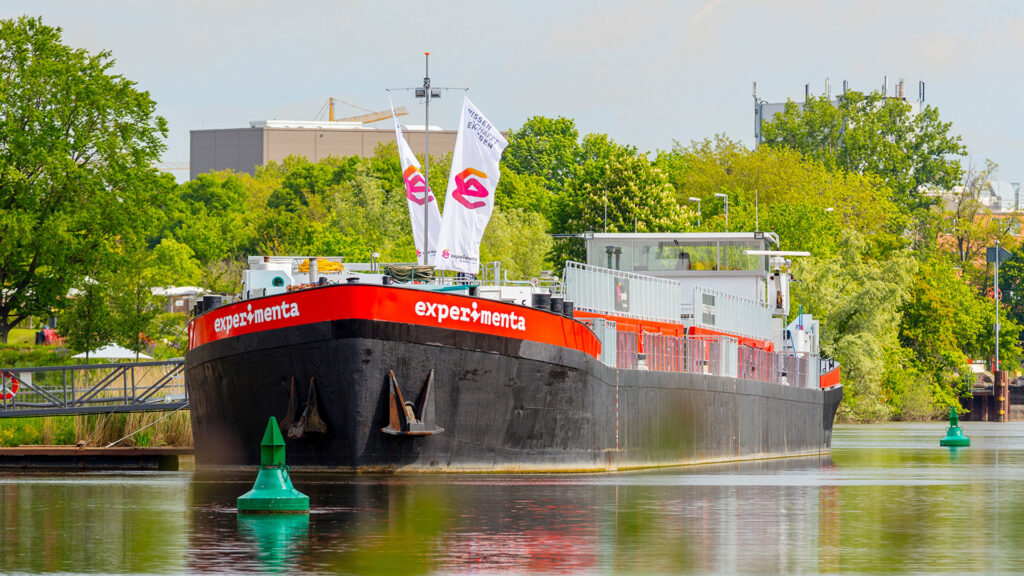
(381, 369), (444, 436)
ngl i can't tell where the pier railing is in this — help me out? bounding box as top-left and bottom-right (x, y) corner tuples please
(0, 360), (187, 418)
(608, 330), (819, 388)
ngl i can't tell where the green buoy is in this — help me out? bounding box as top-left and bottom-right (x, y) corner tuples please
(237, 417), (309, 514)
(939, 407), (970, 447)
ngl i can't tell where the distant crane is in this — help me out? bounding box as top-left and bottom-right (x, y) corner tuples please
(319, 97), (408, 124)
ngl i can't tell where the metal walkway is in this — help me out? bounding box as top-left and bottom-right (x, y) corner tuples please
(0, 360), (187, 418)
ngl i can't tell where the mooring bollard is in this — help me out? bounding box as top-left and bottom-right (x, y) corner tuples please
(939, 407), (970, 447)
(237, 416), (309, 514)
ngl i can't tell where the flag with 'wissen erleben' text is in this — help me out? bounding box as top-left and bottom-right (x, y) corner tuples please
(433, 96), (508, 274)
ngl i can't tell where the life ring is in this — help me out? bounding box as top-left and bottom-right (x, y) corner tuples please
(1, 371), (19, 400)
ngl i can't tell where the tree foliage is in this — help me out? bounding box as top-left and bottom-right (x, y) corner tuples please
(759, 90), (966, 211)
(107, 242), (162, 359)
(58, 280), (114, 363)
(480, 208), (553, 279)
(791, 230), (917, 420)
(656, 135), (902, 251)
(942, 160), (1019, 288)
(653, 135), (1017, 417)
(502, 116), (581, 188)
(0, 16), (167, 342)
(2, 24), (1011, 422)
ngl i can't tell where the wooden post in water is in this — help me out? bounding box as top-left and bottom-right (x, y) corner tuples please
(994, 370), (1009, 422)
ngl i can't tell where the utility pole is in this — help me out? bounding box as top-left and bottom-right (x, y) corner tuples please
(996, 240), (1001, 374)
(987, 241), (1011, 375)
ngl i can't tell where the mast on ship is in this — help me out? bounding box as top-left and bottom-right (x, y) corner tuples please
(420, 53), (434, 266)
(388, 53), (466, 266)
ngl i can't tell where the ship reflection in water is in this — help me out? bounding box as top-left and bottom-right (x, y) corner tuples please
(4, 424), (1024, 574)
(187, 458), (834, 574)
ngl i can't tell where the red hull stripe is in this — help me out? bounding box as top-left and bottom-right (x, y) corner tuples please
(188, 284), (601, 359)
(573, 310), (774, 352)
(820, 366), (841, 388)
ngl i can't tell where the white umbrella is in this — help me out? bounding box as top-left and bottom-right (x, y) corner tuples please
(72, 344), (153, 360)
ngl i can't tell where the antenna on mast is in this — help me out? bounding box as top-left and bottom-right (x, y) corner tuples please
(422, 52), (432, 266)
(386, 55), (469, 266)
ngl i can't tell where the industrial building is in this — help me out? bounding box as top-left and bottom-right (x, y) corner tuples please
(189, 120), (458, 180)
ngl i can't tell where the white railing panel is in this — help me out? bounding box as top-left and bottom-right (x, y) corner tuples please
(564, 261), (682, 324)
(692, 285), (771, 342)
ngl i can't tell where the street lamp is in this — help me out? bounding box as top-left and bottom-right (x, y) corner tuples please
(688, 197), (701, 227)
(714, 193), (728, 231)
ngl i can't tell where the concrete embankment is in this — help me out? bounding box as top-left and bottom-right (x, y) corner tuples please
(0, 446), (193, 470)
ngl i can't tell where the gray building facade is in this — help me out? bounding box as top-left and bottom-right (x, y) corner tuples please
(190, 120), (458, 180)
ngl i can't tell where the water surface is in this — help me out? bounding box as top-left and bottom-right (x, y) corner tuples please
(2, 422), (1023, 574)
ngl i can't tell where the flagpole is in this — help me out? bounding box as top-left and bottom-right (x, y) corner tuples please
(387, 56), (468, 267)
(423, 52), (431, 266)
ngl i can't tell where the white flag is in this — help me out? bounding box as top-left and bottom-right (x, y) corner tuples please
(433, 96), (509, 274)
(391, 96), (441, 265)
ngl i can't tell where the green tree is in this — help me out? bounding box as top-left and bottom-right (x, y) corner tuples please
(791, 230), (917, 420)
(999, 246), (1024, 342)
(494, 170), (555, 215)
(108, 243), (162, 360)
(655, 136), (903, 254)
(553, 136), (687, 264)
(502, 116), (581, 188)
(897, 256), (987, 413)
(266, 155), (359, 211)
(150, 238), (203, 287)
(480, 208), (553, 279)
(169, 172), (255, 266)
(760, 90), (965, 211)
(251, 159), (416, 263)
(0, 17), (167, 342)
(942, 160), (1018, 288)
(58, 280), (115, 363)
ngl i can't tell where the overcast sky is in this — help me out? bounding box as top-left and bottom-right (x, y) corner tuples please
(5, 0), (1023, 182)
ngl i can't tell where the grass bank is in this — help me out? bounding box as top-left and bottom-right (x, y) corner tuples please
(2, 326), (194, 447)
(0, 411), (192, 447)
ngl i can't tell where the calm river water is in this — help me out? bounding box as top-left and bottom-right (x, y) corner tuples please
(2, 422), (1024, 575)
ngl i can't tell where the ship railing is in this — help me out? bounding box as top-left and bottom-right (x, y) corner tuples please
(776, 352), (817, 388)
(820, 356), (838, 374)
(691, 285), (772, 342)
(738, 344), (776, 383)
(563, 261), (682, 324)
(589, 318), (619, 367)
(610, 330), (819, 388)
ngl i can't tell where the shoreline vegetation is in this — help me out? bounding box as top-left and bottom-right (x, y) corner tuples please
(0, 412), (192, 449)
(1, 327), (191, 447)
(1, 16), (1021, 439)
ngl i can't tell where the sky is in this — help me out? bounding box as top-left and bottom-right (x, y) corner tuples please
(4, 0), (1024, 182)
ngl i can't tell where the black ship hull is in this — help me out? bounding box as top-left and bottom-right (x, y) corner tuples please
(186, 289), (842, 471)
